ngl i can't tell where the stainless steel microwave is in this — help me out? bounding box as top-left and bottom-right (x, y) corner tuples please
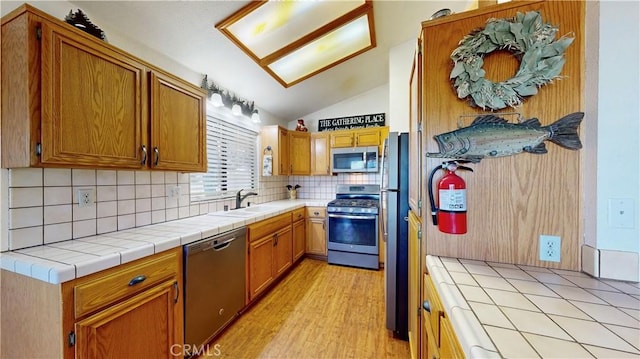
(331, 146), (379, 173)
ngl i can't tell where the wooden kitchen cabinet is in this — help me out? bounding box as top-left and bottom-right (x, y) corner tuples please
(408, 210), (422, 359)
(0, 247), (183, 359)
(292, 208), (306, 262)
(289, 131), (311, 175)
(260, 125), (290, 175)
(306, 207), (327, 257)
(329, 127), (389, 154)
(329, 128), (380, 148)
(422, 272), (463, 359)
(408, 39), (423, 217)
(1, 5), (206, 171)
(310, 132), (331, 175)
(247, 212), (293, 302)
(273, 226), (293, 277)
(149, 71), (206, 172)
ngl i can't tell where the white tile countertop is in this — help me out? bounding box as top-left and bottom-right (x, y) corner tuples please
(0, 199), (329, 284)
(426, 255), (640, 358)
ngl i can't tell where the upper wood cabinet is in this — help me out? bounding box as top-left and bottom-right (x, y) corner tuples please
(149, 71), (206, 172)
(260, 125), (290, 176)
(1, 5), (206, 171)
(289, 131), (310, 175)
(310, 133), (330, 176)
(329, 127), (389, 154)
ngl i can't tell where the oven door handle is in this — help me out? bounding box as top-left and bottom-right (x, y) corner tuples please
(328, 214), (377, 220)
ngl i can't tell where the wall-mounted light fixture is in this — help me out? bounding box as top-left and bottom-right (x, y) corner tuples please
(200, 75), (260, 122)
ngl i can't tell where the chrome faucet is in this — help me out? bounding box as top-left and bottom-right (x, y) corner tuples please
(235, 189), (258, 209)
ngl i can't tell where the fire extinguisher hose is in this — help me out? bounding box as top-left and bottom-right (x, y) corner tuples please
(427, 165), (441, 226)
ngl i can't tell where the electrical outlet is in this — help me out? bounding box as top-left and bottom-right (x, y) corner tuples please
(77, 188), (94, 208)
(539, 235), (561, 262)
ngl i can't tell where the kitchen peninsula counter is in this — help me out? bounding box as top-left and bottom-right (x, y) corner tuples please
(0, 199), (329, 284)
(427, 255), (640, 358)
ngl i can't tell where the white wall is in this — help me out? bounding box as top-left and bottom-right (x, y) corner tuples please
(591, 0), (640, 280)
(290, 85), (390, 131)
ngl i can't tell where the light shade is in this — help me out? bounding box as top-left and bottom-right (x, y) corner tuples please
(231, 103), (242, 116)
(215, 0), (376, 88)
(211, 92), (223, 107)
(251, 109), (260, 123)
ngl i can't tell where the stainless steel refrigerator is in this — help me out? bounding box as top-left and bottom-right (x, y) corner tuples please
(380, 132), (409, 340)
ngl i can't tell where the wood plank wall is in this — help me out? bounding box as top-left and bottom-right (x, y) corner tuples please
(421, 1), (585, 270)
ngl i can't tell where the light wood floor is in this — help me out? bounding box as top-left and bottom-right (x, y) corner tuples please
(207, 258), (410, 358)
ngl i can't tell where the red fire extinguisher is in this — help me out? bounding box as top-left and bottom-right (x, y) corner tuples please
(428, 161), (473, 234)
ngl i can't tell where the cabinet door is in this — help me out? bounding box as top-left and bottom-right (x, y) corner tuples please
(248, 235), (275, 301)
(330, 131), (354, 147)
(292, 219), (306, 262)
(150, 71), (206, 172)
(289, 131), (310, 175)
(408, 40), (423, 216)
(40, 21), (147, 169)
(440, 317), (464, 359)
(278, 128), (290, 175)
(274, 227), (293, 277)
(354, 128), (380, 147)
(408, 210), (422, 359)
(310, 133), (330, 175)
(306, 217), (327, 256)
(75, 279), (179, 358)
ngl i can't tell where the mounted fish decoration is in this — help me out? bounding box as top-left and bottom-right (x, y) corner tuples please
(426, 112), (583, 163)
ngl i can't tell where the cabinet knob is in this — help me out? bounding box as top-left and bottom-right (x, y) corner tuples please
(314, 211), (319, 216)
(422, 300), (431, 313)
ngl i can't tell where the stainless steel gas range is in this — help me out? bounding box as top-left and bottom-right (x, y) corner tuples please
(327, 184), (380, 270)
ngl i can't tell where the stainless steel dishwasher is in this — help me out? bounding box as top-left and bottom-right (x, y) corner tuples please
(184, 227), (246, 349)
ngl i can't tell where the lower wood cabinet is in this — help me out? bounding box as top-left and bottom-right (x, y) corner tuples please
(422, 273), (463, 359)
(0, 247), (183, 359)
(292, 208), (306, 262)
(247, 212), (293, 302)
(305, 207), (327, 257)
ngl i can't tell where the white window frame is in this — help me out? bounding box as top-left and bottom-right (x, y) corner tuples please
(190, 103), (259, 201)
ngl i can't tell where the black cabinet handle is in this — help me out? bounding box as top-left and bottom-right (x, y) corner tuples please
(128, 275), (147, 286)
(422, 300), (431, 313)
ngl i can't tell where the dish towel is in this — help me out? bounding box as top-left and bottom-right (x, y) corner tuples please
(263, 154), (273, 176)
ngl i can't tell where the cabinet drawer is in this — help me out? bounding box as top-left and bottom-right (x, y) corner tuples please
(74, 250), (179, 318)
(423, 273), (443, 346)
(292, 208), (305, 222)
(306, 207), (326, 218)
(248, 212), (292, 242)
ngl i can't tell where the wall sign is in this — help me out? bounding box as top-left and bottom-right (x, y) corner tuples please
(318, 113), (385, 132)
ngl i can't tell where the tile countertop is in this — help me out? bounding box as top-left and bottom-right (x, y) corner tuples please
(426, 255), (640, 358)
(0, 199), (330, 284)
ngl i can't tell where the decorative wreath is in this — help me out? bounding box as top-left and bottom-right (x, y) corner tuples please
(450, 11), (574, 111)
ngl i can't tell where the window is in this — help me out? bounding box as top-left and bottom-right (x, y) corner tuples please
(191, 109), (258, 201)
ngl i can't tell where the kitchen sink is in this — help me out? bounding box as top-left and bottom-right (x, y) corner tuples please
(242, 205), (277, 213)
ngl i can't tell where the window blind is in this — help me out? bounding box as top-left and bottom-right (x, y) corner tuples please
(191, 113), (258, 201)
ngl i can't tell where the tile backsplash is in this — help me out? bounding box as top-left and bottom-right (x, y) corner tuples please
(3, 168), (378, 251)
